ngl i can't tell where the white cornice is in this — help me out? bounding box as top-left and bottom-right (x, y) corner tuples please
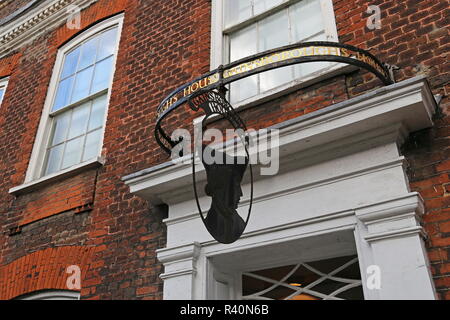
(157, 242), (202, 264)
(123, 76), (436, 206)
(0, 0), (98, 58)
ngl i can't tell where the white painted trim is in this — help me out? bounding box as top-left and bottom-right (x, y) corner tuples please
(0, 76), (9, 106)
(204, 64), (358, 125)
(210, 0), (340, 104)
(157, 242), (201, 299)
(320, 0), (339, 42)
(124, 77), (436, 205)
(364, 226), (425, 243)
(23, 13), (124, 184)
(18, 290), (80, 300)
(210, 0), (224, 70)
(159, 156), (404, 228)
(9, 156), (104, 195)
(0, 0), (99, 58)
(126, 76), (437, 300)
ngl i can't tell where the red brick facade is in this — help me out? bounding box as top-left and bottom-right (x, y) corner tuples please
(0, 245), (97, 300)
(0, 0), (448, 299)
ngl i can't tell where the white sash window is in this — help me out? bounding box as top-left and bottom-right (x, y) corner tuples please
(0, 77), (8, 106)
(212, 0), (339, 104)
(22, 14), (123, 182)
(44, 27), (118, 176)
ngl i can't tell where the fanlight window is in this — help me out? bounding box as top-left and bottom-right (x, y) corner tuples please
(17, 290), (80, 300)
(242, 255), (364, 300)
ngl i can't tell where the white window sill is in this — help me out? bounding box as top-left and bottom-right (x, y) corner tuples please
(198, 62), (358, 124)
(232, 62), (357, 111)
(9, 157), (105, 196)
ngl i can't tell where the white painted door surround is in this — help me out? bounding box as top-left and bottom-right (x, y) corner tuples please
(123, 76), (438, 300)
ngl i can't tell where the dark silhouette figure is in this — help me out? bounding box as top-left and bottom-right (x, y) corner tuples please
(202, 146), (248, 244)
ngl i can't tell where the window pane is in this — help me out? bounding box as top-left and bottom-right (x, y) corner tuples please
(258, 10), (289, 52)
(260, 66), (294, 92)
(53, 76), (74, 111)
(71, 66), (94, 103)
(97, 28), (118, 61)
(295, 32), (329, 77)
(230, 24), (257, 61)
(91, 57), (113, 94)
(0, 88), (4, 103)
(67, 102), (90, 139)
(242, 255), (363, 300)
(88, 94), (107, 131)
(82, 129), (102, 161)
(259, 10), (293, 90)
(230, 25), (258, 102)
(291, 0), (324, 41)
(230, 76), (258, 103)
(224, 0), (252, 27)
(45, 144), (64, 175)
(42, 24), (120, 177)
(61, 136), (83, 169)
(51, 112), (71, 146)
(254, 0), (283, 16)
(61, 47), (80, 79)
(78, 37), (99, 71)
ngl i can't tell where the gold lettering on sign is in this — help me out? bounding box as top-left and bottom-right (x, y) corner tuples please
(223, 45), (343, 79)
(332, 47), (387, 78)
(183, 74), (220, 97)
(158, 73), (221, 117)
(157, 45), (389, 119)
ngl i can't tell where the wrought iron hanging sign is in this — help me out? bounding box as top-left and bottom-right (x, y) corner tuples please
(154, 41), (394, 244)
(189, 91), (253, 244)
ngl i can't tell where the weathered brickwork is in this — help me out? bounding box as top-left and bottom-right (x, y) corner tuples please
(0, 0), (32, 20)
(0, 53), (21, 78)
(0, 245), (97, 300)
(3, 209), (91, 266)
(0, 0), (448, 299)
(14, 169), (97, 227)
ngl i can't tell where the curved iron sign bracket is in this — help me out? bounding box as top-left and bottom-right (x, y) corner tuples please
(154, 41), (393, 244)
(155, 41), (394, 154)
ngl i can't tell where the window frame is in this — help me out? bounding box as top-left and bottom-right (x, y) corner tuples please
(25, 14), (124, 183)
(18, 290), (80, 300)
(240, 254), (363, 300)
(0, 77), (9, 106)
(211, 0), (340, 106)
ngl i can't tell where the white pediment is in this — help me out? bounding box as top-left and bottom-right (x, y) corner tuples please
(123, 76), (436, 206)
(123, 76), (438, 300)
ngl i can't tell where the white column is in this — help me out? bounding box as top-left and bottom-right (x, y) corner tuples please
(355, 193), (437, 300)
(157, 242), (201, 300)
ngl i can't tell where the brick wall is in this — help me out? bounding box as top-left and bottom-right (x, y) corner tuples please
(0, 53), (21, 78)
(0, 0), (209, 300)
(0, 0), (32, 20)
(0, 0), (448, 299)
(332, 0), (449, 299)
(0, 245), (97, 300)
